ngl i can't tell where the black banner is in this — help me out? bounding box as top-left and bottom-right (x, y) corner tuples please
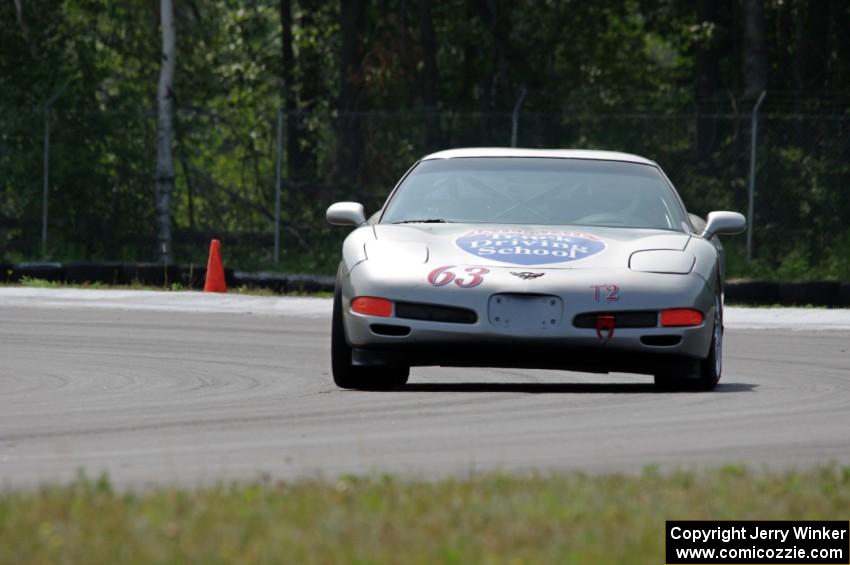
(666, 521), (849, 564)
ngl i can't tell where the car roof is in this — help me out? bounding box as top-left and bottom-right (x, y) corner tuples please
(421, 147), (656, 166)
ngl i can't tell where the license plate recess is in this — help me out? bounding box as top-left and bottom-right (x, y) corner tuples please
(487, 293), (563, 330)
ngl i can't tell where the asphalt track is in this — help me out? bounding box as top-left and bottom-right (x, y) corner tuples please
(1, 291), (849, 488)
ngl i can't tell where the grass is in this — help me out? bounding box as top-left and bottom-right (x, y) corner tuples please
(9, 276), (153, 290)
(1, 466), (848, 564)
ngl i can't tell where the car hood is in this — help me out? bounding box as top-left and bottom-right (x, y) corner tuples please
(370, 223), (691, 270)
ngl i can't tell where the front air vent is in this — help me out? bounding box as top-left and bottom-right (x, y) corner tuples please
(370, 324), (411, 336)
(395, 301), (478, 324)
(573, 311), (658, 329)
(640, 335), (682, 347)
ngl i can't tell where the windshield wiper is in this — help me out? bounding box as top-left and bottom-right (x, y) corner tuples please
(392, 219), (451, 224)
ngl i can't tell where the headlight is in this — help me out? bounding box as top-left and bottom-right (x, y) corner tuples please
(629, 250), (695, 274)
(364, 241), (429, 264)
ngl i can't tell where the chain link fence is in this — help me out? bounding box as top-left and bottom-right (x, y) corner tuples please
(2, 107), (848, 275)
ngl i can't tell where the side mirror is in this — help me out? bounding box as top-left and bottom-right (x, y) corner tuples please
(326, 202), (366, 226)
(701, 211), (746, 239)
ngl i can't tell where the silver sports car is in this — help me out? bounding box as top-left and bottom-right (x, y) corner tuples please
(327, 148), (745, 391)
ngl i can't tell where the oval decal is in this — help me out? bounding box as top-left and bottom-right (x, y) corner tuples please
(455, 229), (606, 265)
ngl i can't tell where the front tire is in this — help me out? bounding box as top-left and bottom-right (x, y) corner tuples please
(654, 291), (723, 391)
(695, 290), (724, 390)
(331, 280), (409, 390)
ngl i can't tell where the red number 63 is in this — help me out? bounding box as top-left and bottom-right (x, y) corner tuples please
(428, 266), (489, 288)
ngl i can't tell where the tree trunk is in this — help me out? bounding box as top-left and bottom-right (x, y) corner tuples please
(155, 0), (176, 263)
(12, 0), (37, 58)
(336, 0), (367, 182)
(476, 0), (544, 111)
(741, 0), (767, 103)
(455, 1), (477, 111)
(794, 0), (831, 102)
(279, 0), (302, 182)
(694, 0), (722, 161)
(295, 0), (322, 181)
(419, 0), (441, 151)
(834, 0), (850, 96)
(474, 0), (512, 110)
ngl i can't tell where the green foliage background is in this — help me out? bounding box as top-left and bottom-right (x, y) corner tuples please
(1, 0), (848, 277)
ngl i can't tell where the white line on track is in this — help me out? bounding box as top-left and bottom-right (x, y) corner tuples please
(1, 287), (848, 329)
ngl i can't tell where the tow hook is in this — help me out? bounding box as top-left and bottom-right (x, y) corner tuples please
(596, 315), (615, 344)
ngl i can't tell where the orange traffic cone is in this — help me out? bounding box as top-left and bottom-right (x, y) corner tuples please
(204, 239), (227, 293)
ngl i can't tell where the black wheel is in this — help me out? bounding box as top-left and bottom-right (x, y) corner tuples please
(696, 290), (724, 390)
(331, 280), (409, 390)
(654, 291), (723, 391)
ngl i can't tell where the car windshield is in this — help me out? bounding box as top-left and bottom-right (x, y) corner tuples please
(381, 157), (688, 231)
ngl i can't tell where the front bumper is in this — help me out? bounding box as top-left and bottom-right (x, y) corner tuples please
(341, 262), (716, 373)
